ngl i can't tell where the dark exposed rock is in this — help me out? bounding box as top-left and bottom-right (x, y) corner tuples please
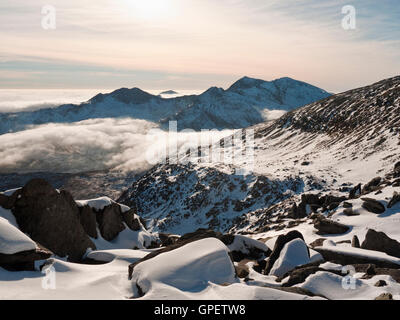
(288, 202), (307, 219)
(375, 293), (393, 300)
(302, 194), (322, 206)
(349, 183), (362, 199)
(11, 179), (95, 262)
(388, 192), (400, 209)
(159, 233), (180, 247)
(366, 264), (377, 276)
(179, 229), (224, 244)
(121, 208), (141, 231)
(392, 178), (400, 187)
(320, 195), (346, 210)
(313, 247), (400, 269)
(352, 235), (361, 248)
(0, 190), (21, 210)
(343, 202), (353, 208)
(79, 205), (98, 239)
(278, 263), (343, 287)
(394, 161), (400, 178)
(313, 216), (350, 235)
(264, 230), (308, 275)
(375, 280), (388, 287)
(361, 229), (400, 258)
(343, 208), (359, 216)
(361, 198), (386, 214)
(0, 245), (52, 271)
(361, 177), (382, 194)
(252, 259), (267, 274)
(95, 203), (125, 241)
(309, 238), (326, 248)
(355, 265), (400, 283)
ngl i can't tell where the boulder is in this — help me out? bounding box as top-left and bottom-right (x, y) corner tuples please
(309, 238), (326, 248)
(352, 235), (361, 248)
(11, 179), (96, 262)
(388, 192), (400, 209)
(235, 264), (250, 278)
(320, 195), (346, 210)
(0, 190), (20, 210)
(343, 208), (359, 216)
(95, 203), (125, 241)
(277, 263), (343, 287)
(355, 265), (400, 283)
(264, 230), (307, 275)
(0, 245), (52, 271)
(159, 233), (180, 247)
(313, 247), (400, 269)
(375, 293), (393, 300)
(392, 178), (400, 187)
(361, 198), (386, 214)
(288, 203), (307, 219)
(394, 161), (400, 178)
(375, 280), (387, 287)
(79, 205), (98, 239)
(313, 216), (350, 235)
(120, 208), (142, 231)
(343, 202), (353, 208)
(129, 229), (231, 278)
(269, 238), (311, 277)
(349, 183), (362, 199)
(361, 177), (382, 194)
(226, 235), (271, 262)
(361, 229), (400, 258)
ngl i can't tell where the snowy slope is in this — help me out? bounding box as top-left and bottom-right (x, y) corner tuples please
(0, 77), (330, 134)
(119, 76), (400, 234)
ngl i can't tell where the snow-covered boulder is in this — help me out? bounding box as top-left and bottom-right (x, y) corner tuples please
(131, 238), (237, 297)
(226, 234), (271, 261)
(269, 238), (311, 277)
(0, 217), (36, 255)
(0, 215), (52, 271)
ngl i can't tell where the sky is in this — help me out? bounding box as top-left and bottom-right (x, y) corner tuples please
(0, 0), (399, 92)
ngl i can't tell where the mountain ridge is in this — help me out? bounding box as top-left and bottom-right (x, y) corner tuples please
(0, 76), (331, 134)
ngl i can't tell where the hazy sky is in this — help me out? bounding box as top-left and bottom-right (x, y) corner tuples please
(1, 0), (399, 92)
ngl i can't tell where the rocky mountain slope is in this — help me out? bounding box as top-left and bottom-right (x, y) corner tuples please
(0, 77), (330, 134)
(118, 76), (400, 234)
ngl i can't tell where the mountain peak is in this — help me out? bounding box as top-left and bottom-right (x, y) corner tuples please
(90, 87), (156, 105)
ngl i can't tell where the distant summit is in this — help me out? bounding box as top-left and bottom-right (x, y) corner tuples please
(159, 90), (178, 95)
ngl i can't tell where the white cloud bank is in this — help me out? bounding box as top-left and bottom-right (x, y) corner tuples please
(0, 89), (102, 113)
(0, 118), (235, 174)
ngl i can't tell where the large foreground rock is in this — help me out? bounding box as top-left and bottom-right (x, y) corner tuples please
(11, 179), (96, 262)
(264, 230), (307, 275)
(269, 238), (311, 277)
(361, 229), (400, 258)
(130, 238), (236, 296)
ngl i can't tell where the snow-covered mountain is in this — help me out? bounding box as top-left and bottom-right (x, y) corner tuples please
(0, 77), (330, 134)
(1, 76), (400, 301)
(118, 76), (400, 234)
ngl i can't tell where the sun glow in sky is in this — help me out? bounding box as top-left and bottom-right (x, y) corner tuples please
(0, 0), (399, 92)
(124, 0), (174, 20)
